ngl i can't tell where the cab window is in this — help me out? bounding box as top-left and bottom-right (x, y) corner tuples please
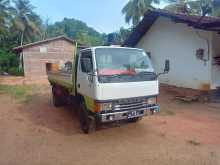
(80, 51), (93, 73)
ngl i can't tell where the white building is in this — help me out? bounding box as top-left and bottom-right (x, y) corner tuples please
(124, 10), (220, 92)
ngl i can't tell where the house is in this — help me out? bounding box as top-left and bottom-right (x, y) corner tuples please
(124, 9), (220, 93)
(13, 36), (86, 81)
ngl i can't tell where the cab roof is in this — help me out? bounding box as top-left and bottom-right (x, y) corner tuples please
(80, 46), (144, 52)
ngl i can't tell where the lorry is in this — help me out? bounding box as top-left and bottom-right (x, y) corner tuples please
(48, 46), (170, 133)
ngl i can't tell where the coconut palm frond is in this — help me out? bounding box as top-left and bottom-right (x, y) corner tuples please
(13, 0), (42, 44)
(122, 0), (156, 25)
(164, 0), (220, 16)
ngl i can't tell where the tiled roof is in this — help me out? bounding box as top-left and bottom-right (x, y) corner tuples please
(124, 9), (220, 47)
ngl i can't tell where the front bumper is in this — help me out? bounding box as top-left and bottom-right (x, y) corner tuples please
(97, 105), (160, 123)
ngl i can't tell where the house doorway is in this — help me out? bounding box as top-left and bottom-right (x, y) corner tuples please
(46, 63), (59, 73)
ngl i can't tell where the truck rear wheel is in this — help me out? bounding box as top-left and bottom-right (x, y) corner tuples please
(52, 86), (65, 107)
(79, 102), (96, 134)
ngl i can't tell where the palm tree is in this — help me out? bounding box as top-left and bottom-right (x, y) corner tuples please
(42, 18), (50, 40)
(213, 0), (220, 16)
(0, 0), (12, 37)
(122, 0), (160, 26)
(165, 0), (220, 16)
(13, 0), (42, 45)
(164, 0), (194, 14)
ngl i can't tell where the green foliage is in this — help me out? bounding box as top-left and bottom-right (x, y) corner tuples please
(1, 0), (133, 49)
(104, 27), (132, 45)
(0, 0), (43, 49)
(13, 0), (43, 45)
(213, 0), (220, 16)
(46, 18), (132, 46)
(8, 67), (24, 76)
(123, 0), (220, 26)
(0, 85), (27, 99)
(164, 0), (220, 16)
(0, 0), (13, 37)
(47, 18), (104, 46)
(76, 32), (100, 46)
(105, 32), (121, 45)
(0, 0), (134, 55)
(122, 0), (160, 25)
(0, 84), (37, 102)
(0, 49), (22, 75)
(0, 49), (17, 70)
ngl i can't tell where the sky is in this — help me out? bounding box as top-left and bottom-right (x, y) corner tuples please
(30, 0), (131, 33)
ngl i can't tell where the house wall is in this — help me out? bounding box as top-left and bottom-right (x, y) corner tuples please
(23, 39), (75, 81)
(136, 17), (212, 90)
(211, 32), (220, 89)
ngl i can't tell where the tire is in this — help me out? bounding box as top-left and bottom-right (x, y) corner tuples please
(52, 86), (64, 107)
(79, 102), (96, 134)
(128, 117), (142, 123)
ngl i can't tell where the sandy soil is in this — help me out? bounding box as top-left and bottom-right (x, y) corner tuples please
(0, 86), (220, 165)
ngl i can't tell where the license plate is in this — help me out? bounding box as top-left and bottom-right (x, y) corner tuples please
(128, 111), (138, 119)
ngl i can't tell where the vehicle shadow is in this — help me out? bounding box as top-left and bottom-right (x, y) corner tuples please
(20, 93), (81, 135)
(20, 93), (149, 137)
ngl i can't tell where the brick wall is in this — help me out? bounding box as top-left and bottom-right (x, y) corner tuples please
(23, 39), (75, 81)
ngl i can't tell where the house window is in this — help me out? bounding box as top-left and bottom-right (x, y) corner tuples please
(40, 47), (47, 53)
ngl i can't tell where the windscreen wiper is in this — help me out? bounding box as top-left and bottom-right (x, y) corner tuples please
(136, 71), (157, 79)
(101, 74), (133, 78)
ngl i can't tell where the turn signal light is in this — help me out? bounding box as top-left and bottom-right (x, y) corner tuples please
(94, 102), (101, 113)
(94, 102), (113, 112)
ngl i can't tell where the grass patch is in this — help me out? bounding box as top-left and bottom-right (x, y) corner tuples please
(0, 84), (39, 103)
(187, 139), (201, 146)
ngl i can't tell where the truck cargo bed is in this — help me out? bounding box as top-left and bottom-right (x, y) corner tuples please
(48, 71), (73, 89)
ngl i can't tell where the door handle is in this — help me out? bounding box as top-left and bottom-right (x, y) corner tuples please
(77, 84), (80, 88)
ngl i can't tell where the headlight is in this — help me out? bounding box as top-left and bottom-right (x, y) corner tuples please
(147, 97), (157, 105)
(101, 103), (113, 111)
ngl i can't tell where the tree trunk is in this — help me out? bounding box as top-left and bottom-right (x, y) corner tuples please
(19, 52), (23, 70)
(20, 31), (24, 46)
(19, 31), (24, 71)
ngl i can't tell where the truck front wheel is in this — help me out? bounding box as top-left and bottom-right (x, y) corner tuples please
(79, 102), (96, 134)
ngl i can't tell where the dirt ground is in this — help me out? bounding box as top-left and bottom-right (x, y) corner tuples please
(0, 86), (220, 165)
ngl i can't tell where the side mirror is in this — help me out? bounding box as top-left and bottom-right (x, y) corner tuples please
(164, 60), (170, 73)
(157, 60), (170, 78)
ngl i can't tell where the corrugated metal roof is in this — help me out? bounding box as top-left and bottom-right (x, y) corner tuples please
(13, 35), (76, 52)
(124, 9), (220, 47)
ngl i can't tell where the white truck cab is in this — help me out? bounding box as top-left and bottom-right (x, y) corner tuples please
(48, 46), (169, 133)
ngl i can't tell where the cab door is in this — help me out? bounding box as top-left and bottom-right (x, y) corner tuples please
(76, 50), (95, 98)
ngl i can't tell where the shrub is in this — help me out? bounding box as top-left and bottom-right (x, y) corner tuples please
(0, 49), (21, 76)
(0, 67), (3, 75)
(8, 67), (24, 76)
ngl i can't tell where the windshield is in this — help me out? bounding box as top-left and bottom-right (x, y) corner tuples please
(95, 48), (156, 83)
(95, 48), (154, 75)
